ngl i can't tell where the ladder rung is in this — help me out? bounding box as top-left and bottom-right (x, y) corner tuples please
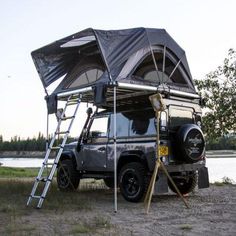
(43, 162), (53, 167)
(36, 177), (47, 182)
(50, 146), (62, 150)
(67, 102), (78, 106)
(61, 115), (75, 121)
(27, 95), (81, 208)
(31, 195), (41, 199)
(36, 176), (53, 182)
(69, 98), (79, 102)
(55, 131), (69, 135)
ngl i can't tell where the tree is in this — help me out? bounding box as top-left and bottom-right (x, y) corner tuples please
(195, 49), (236, 141)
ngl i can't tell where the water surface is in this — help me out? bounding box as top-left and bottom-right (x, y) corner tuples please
(0, 157), (235, 184)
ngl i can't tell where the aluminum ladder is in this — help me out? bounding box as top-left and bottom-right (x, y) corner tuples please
(27, 95), (81, 208)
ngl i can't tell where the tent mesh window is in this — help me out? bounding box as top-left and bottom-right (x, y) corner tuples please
(68, 68), (104, 88)
(60, 55), (106, 90)
(133, 51), (187, 85)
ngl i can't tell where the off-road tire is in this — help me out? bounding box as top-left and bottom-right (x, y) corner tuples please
(119, 162), (149, 202)
(57, 159), (80, 191)
(176, 124), (205, 163)
(168, 171), (197, 195)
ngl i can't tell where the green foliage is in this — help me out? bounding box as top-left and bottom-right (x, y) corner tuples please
(222, 176), (233, 185)
(214, 176), (234, 186)
(0, 132), (76, 151)
(206, 135), (236, 150)
(195, 49), (236, 140)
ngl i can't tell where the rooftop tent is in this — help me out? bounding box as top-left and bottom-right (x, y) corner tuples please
(31, 28), (197, 112)
(30, 28), (199, 211)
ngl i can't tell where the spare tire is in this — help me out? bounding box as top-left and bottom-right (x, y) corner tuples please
(176, 124), (205, 163)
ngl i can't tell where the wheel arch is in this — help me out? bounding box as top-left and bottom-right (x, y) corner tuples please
(60, 151), (77, 168)
(117, 150), (148, 174)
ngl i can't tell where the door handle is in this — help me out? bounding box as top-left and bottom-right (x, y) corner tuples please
(98, 147), (106, 152)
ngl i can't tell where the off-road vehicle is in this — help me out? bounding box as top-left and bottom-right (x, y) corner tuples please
(29, 28), (209, 205)
(57, 96), (209, 202)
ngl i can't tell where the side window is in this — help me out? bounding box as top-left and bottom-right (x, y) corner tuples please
(109, 113), (129, 138)
(130, 118), (150, 135)
(90, 116), (108, 137)
(129, 110), (156, 136)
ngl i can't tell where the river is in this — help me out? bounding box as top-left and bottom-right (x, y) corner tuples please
(0, 156), (235, 184)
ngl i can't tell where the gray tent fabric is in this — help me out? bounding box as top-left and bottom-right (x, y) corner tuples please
(32, 28), (95, 88)
(32, 28), (194, 92)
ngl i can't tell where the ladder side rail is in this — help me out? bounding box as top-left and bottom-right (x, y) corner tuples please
(28, 95), (73, 206)
(37, 97), (81, 208)
(38, 144), (68, 208)
(43, 98), (81, 184)
(27, 129), (60, 206)
(40, 94), (73, 165)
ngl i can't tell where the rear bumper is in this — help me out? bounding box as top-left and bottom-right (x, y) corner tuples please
(165, 162), (206, 172)
(154, 164), (209, 195)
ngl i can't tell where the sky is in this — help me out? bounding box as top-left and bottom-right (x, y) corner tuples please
(0, 0), (235, 141)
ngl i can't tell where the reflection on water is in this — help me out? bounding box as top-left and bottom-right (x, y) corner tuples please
(0, 158), (44, 168)
(0, 157), (236, 183)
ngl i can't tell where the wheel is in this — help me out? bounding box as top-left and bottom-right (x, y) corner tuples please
(119, 162), (149, 202)
(57, 159), (80, 191)
(103, 178), (115, 189)
(168, 171), (197, 195)
(176, 124), (205, 163)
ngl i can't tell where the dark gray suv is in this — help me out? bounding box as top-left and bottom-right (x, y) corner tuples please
(57, 96), (209, 202)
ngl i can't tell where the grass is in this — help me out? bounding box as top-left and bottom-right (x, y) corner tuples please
(179, 224), (193, 230)
(0, 166), (113, 235)
(0, 166), (39, 178)
(5, 223), (36, 235)
(70, 216), (111, 235)
(70, 224), (91, 234)
(0, 178), (104, 235)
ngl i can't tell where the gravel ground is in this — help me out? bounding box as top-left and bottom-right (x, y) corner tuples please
(0, 181), (235, 236)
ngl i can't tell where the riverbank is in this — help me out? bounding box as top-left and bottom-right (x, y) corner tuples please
(0, 177), (235, 235)
(0, 167), (39, 178)
(206, 150), (236, 158)
(0, 151), (44, 158)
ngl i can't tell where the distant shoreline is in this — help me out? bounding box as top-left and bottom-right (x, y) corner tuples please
(0, 150), (236, 159)
(0, 151), (45, 159)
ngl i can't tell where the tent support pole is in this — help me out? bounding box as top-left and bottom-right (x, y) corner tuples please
(45, 88), (49, 152)
(169, 57), (182, 79)
(146, 31), (161, 83)
(162, 45), (166, 83)
(46, 110), (49, 151)
(113, 86), (118, 213)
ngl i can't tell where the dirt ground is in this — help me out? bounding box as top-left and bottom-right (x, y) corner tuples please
(0, 179), (235, 236)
